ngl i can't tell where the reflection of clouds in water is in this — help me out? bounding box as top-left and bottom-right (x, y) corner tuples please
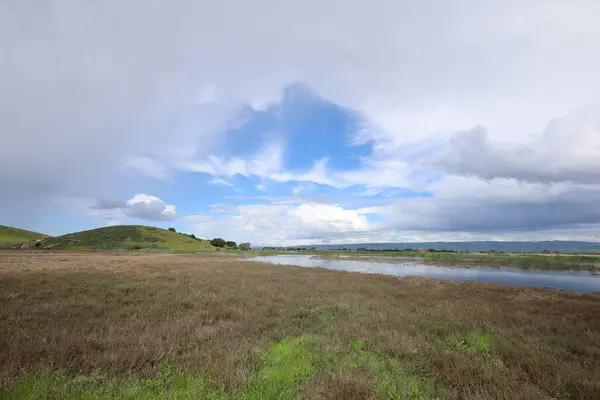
(251, 255), (600, 294)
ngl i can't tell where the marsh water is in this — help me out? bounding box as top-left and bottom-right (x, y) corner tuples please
(250, 254), (600, 293)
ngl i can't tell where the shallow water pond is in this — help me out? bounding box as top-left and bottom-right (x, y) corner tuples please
(251, 255), (600, 293)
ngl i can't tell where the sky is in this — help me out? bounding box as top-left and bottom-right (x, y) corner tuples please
(2, 0), (600, 246)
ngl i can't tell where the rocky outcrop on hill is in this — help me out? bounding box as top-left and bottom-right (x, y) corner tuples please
(19, 236), (51, 249)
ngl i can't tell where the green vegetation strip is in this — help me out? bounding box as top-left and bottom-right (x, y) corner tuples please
(3, 336), (439, 400)
(317, 251), (600, 271)
(1, 366), (225, 400)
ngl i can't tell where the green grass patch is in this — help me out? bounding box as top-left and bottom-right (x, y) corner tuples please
(446, 332), (493, 359)
(1, 364), (225, 400)
(244, 335), (319, 399)
(246, 335), (436, 399)
(338, 339), (433, 399)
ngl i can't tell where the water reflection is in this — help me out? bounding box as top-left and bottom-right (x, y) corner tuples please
(250, 255), (600, 293)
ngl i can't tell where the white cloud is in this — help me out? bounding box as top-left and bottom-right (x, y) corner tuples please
(186, 143), (284, 178)
(77, 194), (178, 222)
(289, 204), (369, 232)
(186, 202), (371, 246)
(123, 194), (178, 221)
(189, 151), (412, 189)
(208, 177), (234, 187)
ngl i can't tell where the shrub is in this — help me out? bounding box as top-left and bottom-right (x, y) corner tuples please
(210, 238), (226, 248)
(168, 227), (176, 232)
(226, 241), (237, 249)
(239, 242), (251, 251)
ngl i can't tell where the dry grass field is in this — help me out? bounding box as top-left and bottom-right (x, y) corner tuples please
(1, 252), (599, 399)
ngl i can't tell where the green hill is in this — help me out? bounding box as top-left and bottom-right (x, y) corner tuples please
(0, 225), (45, 248)
(36, 225), (217, 252)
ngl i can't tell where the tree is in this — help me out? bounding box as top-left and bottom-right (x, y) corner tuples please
(190, 234), (196, 239)
(239, 242), (251, 251)
(168, 227), (176, 232)
(210, 238), (226, 248)
(226, 241), (237, 249)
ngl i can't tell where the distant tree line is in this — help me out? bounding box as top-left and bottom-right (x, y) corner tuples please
(261, 247), (568, 254)
(165, 229), (251, 250)
(259, 246), (570, 254)
(354, 248), (459, 253)
(262, 246), (315, 251)
(262, 247), (462, 253)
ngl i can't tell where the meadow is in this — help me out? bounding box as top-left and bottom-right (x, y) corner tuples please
(1, 252), (599, 399)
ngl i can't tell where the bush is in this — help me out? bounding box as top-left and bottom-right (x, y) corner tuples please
(190, 234), (196, 239)
(239, 242), (251, 251)
(210, 238), (226, 248)
(168, 227), (176, 232)
(226, 241), (237, 249)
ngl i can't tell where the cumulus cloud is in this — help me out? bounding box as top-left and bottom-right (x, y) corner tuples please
(123, 194), (178, 221)
(290, 204), (369, 233)
(186, 203), (371, 246)
(433, 109), (600, 184)
(94, 194), (178, 221)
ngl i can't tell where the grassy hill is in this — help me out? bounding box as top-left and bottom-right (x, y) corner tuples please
(0, 225), (45, 248)
(36, 225), (216, 252)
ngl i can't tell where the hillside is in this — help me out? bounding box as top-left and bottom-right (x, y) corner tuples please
(34, 225), (216, 252)
(0, 225), (45, 248)
(287, 241), (600, 253)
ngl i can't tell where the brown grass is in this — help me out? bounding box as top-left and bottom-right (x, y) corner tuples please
(1, 251), (600, 399)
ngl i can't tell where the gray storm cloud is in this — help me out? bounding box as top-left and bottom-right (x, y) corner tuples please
(433, 108), (600, 184)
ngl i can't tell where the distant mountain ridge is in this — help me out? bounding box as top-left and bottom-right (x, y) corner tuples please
(286, 241), (600, 254)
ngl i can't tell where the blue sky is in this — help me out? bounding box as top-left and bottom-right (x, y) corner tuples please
(31, 84), (435, 243)
(2, 1), (600, 245)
